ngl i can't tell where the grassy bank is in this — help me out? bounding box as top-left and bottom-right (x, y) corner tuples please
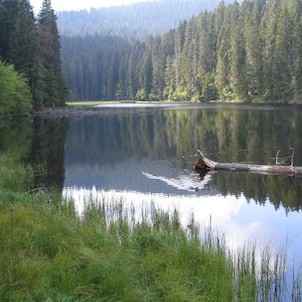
(0, 155), (300, 301)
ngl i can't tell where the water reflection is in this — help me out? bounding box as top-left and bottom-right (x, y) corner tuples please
(62, 104), (302, 270)
(142, 170), (213, 192)
(64, 105), (302, 211)
(0, 118), (32, 159)
(31, 116), (69, 189)
(62, 186), (302, 267)
(1, 105), (301, 283)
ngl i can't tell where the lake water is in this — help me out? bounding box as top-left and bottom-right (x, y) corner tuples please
(2, 103), (302, 278)
(59, 104), (302, 270)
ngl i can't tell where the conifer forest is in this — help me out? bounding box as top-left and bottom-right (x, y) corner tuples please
(60, 0), (302, 103)
(2, 0), (302, 111)
(0, 0), (68, 113)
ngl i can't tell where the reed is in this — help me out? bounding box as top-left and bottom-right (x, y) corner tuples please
(0, 154), (301, 301)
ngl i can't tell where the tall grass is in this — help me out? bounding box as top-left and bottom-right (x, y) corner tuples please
(0, 154), (301, 301)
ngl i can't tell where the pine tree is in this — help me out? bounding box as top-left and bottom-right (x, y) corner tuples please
(242, 0), (264, 97)
(216, 5), (232, 98)
(162, 29), (176, 99)
(127, 41), (144, 99)
(38, 0), (68, 107)
(272, 1), (293, 99)
(140, 50), (153, 100)
(106, 49), (119, 100)
(164, 55), (176, 100)
(285, 0), (302, 100)
(0, 0), (18, 61)
(181, 17), (199, 99)
(151, 36), (165, 100)
(174, 21), (186, 89)
(260, 0), (281, 100)
(229, 2), (248, 100)
(199, 12), (217, 101)
(10, 0), (45, 109)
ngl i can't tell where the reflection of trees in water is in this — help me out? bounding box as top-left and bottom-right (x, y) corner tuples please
(30, 117), (69, 190)
(0, 118), (32, 159)
(0, 117), (69, 193)
(65, 106), (302, 211)
(209, 171), (302, 213)
(66, 106), (302, 163)
(2, 108), (300, 211)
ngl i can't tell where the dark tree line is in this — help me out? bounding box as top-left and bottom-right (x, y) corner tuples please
(0, 0), (68, 111)
(62, 0), (302, 103)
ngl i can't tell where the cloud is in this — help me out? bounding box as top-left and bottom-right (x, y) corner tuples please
(62, 186), (244, 227)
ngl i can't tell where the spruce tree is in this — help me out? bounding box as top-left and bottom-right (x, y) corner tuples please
(151, 36), (165, 100)
(242, 0), (264, 97)
(0, 0), (18, 61)
(140, 50), (153, 100)
(38, 0), (67, 107)
(260, 0), (281, 100)
(286, 0), (302, 101)
(229, 2), (247, 100)
(273, 1), (293, 99)
(216, 5), (231, 98)
(10, 0), (45, 109)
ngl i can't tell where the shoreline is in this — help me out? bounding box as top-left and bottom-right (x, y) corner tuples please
(32, 101), (302, 119)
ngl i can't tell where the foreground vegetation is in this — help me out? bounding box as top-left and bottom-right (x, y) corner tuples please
(0, 154), (301, 301)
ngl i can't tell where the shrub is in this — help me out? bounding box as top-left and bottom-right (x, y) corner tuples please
(0, 61), (32, 116)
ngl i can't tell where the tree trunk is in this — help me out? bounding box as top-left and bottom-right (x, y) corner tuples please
(193, 150), (302, 176)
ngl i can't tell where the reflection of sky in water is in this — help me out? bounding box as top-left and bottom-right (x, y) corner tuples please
(63, 158), (220, 195)
(62, 186), (302, 269)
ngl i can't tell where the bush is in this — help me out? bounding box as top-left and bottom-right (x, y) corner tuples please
(0, 61), (32, 116)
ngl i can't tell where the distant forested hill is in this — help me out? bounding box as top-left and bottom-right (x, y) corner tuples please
(58, 0), (234, 37)
(61, 0), (302, 103)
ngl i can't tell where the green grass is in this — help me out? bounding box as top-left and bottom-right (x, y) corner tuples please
(0, 154), (301, 301)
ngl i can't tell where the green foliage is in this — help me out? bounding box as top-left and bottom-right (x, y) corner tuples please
(61, 0), (302, 103)
(201, 72), (218, 101)
(172, 85), (189, 101)
(38, 0), (68, 108)
(0, 61), (32, 115)
(0, 0), (67, 113)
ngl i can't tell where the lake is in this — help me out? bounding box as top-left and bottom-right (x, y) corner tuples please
(60, 104), (302, 269)
(3, 103), (302, 274)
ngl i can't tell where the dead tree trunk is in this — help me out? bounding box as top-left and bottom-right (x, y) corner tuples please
(193, 150), (302, 176)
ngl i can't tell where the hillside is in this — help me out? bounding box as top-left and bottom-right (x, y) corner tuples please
(58, 0), (234, 37)
(61, 0), (302, 103)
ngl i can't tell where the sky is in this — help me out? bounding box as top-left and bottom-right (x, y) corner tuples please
(30, 0), (155, 14)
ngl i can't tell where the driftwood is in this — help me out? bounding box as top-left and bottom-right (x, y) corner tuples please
(193, 149), (302, 176)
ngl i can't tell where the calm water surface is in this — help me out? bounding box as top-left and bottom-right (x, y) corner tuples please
(1, 104), (301, 274)
(61, 104), (302, 270)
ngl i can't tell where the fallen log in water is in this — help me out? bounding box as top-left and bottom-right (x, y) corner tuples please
(193, 150), (302, 176)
